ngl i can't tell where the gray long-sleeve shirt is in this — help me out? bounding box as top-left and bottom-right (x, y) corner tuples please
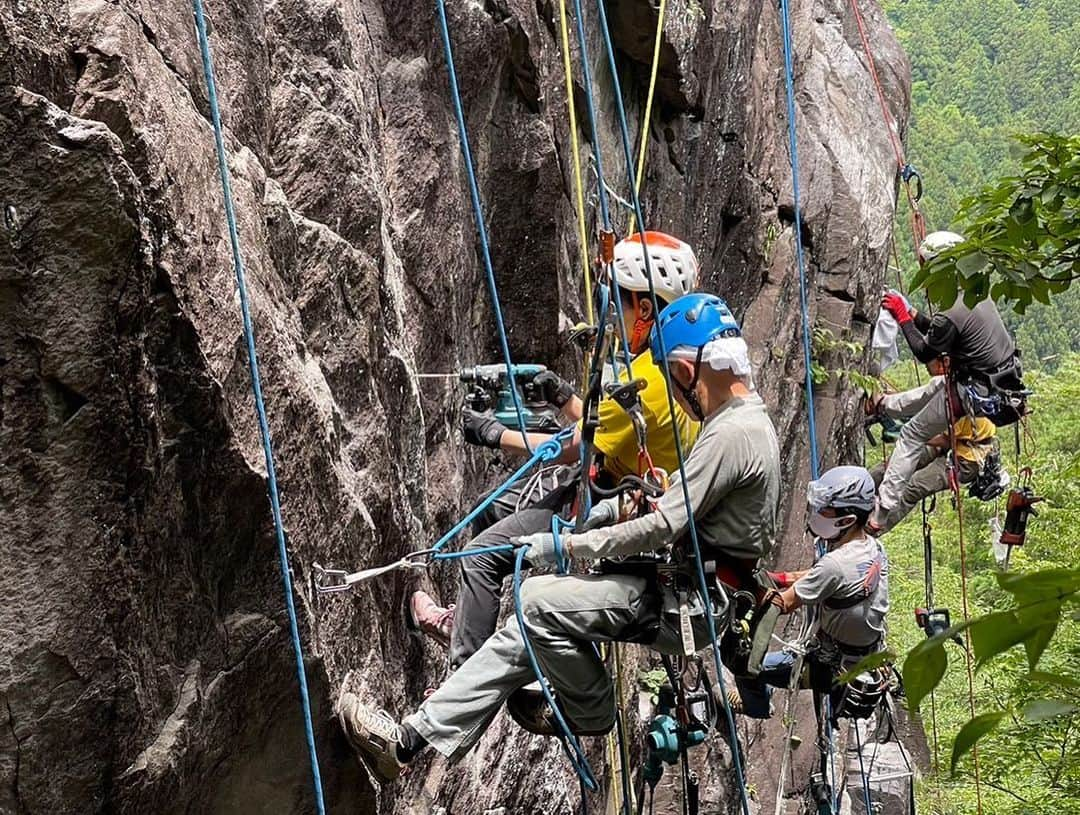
(567, 393), (781, 562)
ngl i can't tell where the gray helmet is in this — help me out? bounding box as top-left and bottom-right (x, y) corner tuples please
(806, 466), (876, 513)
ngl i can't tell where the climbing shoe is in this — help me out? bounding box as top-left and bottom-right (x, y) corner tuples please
(336, 692), (405, 783)
(407, 590), (455, 647)
(506, 683), (613, 737)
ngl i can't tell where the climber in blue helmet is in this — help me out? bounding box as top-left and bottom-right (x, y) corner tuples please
(728, 465), (891, 722)
(335, 293), (782, 784)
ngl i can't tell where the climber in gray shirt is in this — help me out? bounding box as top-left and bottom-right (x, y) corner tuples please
(732, 466), (889, 719)
(334, 294), (782, 783)
(870, 230), (1022, 533)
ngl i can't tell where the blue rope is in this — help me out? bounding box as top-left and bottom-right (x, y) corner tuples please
(434, 0), (530, 448)
(592, 4), (752, 814)
(512, 546), (600, 790)
(777, 0), (820, 485)
(777, 2), (841, 809)
(190, 3), (325, 811)
(430, 429), (572, 559)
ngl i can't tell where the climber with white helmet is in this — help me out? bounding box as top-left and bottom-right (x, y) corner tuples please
(337, 293), (781, 782)
(729, 466), (890, 719)
(868, 230), (1026, 533)
(411, 232), (703, 670)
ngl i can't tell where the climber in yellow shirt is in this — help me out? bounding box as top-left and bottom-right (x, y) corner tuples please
(869, 415), (998, 534)
(411, 232), (702, 671)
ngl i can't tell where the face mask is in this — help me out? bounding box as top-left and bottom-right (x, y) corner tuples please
(808, 511), (856, 542)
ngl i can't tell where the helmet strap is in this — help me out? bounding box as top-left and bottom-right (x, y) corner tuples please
(673, 346), (706, 421)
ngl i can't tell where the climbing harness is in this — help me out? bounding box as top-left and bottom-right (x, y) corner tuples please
(190, 3), (327, 810)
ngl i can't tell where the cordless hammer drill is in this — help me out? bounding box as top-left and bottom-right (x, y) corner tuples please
(450, 364), (562, 434)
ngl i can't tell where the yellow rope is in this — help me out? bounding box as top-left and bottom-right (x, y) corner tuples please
(558, 0), (594, 324)
(627, 0), (669, 235)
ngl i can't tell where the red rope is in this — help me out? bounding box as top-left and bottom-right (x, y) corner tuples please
(848, 0), (904, 168)
(848, 0), (927, 248)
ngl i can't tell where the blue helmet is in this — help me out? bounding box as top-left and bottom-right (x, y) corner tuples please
(650, 293), (740, 363)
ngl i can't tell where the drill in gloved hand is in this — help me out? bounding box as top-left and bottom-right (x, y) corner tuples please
(462, 406), (508, 449)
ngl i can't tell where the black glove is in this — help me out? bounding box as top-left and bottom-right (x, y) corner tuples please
(533, 370), (575, 408)
(462, 407), (507, 449)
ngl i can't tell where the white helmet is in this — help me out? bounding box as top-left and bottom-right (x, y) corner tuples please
(612, 231), (699, 304)
(918, 231), (964, 263)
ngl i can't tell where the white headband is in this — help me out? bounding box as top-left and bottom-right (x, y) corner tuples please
(667, 336), (752, 377)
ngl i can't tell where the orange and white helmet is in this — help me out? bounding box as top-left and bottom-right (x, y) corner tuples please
(612, 231), (699, 304)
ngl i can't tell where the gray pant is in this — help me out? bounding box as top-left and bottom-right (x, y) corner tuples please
(869, 444), (980, 534)
(406, 573), (716, 761)
(449, 508), (552, 669)
(871, 376), (955, 528)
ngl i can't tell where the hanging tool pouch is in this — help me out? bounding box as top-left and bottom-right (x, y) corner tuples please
(594, 557), (663, 643)
(713, 556), (780, 678)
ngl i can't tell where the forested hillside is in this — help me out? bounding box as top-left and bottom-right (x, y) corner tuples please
(882, 0), (1080, 368)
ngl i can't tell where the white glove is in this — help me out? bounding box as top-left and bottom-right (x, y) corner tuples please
(581, 497), (620, 532)
(512, 532), (561, 565)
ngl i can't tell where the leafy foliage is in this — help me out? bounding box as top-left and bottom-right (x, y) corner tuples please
(911, 134), (1080, 314)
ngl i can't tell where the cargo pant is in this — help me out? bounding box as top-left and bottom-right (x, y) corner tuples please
(871, 376), (964, 529)
(406, 572), (717, 761)
(869, 444), (981, 534)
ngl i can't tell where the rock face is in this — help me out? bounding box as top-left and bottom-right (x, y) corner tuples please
(0, 0), (909, 813)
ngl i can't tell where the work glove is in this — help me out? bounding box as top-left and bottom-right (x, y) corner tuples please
(512, 531), (562, 565)
(533, 370), (576, 409)
(581, 497), (620, 532)
(881, 292), (912, 325)
(462, 407), (507, 449)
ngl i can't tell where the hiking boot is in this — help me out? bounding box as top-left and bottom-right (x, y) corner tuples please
(506, 683), (613, 737)
(408, 590), (455, 647)
(336, 692), (405, 783)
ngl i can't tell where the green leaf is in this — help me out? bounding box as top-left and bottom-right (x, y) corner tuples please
(969, 610), (1042, 668)
(950, 712), (1007, 776)
(996, 568), (1080, 599)
(1023, 699), (1078, 722)
(836, 650), (896, 685)
(1027, 671), (1080, 690)
(1023, 621), (1059, 670)
(902, 636), (947, 711)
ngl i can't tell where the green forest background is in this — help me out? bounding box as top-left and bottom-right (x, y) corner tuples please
(871, 1), (1079, 812)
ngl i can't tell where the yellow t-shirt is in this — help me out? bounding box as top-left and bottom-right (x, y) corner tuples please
(588, 350), (701, 479)
(954, 416), (997, 464)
